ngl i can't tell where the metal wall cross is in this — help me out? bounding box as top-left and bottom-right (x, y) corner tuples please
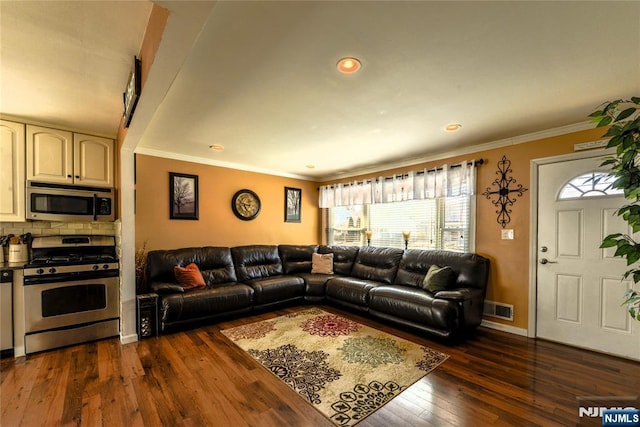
(482, 155), (528, 228)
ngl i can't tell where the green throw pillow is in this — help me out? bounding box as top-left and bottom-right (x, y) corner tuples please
(422, 264), (454, 293)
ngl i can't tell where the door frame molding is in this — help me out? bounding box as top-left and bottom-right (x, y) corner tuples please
(528, 148), (614, 338)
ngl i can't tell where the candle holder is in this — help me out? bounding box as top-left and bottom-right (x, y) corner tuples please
(402, 231), (411, 250)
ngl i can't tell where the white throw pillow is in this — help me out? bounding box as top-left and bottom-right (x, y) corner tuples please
(311, 252), (334, 274)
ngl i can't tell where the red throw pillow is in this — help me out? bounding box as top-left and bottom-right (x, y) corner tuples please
(174, 263), (206, 290)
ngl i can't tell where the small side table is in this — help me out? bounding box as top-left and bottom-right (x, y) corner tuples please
(136, 293), (159, 338)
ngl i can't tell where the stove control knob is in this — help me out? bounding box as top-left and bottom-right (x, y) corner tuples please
(37, 268), (44, 275)
(49, 267), (56, 274)
(92, 265), (99, 271)
(103, 264), (109, 270)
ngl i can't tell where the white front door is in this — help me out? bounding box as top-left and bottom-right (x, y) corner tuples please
(537, 155), (640, 360)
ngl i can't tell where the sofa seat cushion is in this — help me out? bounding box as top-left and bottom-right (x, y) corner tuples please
(369, 285), (458, 330)
(326, 277), (382, 307)
(245, 275), (305, 304)
(296, 273), (337, 297)
(160, 283), (253, 323)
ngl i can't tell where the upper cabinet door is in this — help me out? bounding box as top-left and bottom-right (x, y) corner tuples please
(27, 125), (73, 184)
(73, 133), (114, 187)
(0, 120), (26, 222)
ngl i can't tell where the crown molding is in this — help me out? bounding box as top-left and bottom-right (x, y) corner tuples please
(135, 120), (597, 183)
(0, 113), (117, 139)
(317, 120), (596, 181)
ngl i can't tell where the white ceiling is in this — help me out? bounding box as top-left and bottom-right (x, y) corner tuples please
(2, 1), (639, 181)
(0, 0), (153, 136)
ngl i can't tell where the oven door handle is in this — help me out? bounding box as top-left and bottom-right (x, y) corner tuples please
(24, 269), (120, 285)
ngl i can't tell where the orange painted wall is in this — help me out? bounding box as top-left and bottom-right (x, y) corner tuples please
(135, 155), (321, 251)
(319, 126), (607, 330)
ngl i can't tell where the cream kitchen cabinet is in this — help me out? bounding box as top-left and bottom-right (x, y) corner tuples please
(0, 120), (26, 222)
(27, 125), (114, 188)
(73, 133), (115, 187)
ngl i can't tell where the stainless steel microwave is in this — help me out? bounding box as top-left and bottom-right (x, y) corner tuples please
(26, 182), (115, 222)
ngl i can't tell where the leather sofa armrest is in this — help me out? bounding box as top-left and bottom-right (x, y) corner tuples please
(434, 287), (485, 330)
(434, 287), (482, 301)
(150, 282), (185, 294)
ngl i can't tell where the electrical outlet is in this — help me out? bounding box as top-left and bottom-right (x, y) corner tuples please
(501, 229), (514, 240)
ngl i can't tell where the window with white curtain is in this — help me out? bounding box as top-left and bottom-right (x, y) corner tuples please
(321, 161), (477, 252)
(328, 196), (472, 251)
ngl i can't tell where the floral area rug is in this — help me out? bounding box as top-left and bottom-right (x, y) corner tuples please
(221, 308), (448, 426)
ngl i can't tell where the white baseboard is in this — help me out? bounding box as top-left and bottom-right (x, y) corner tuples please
(120, 333), (138, 344)
(481, 319), (528, 337)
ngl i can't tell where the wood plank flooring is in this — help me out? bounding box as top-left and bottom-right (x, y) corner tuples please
(2, 305), (638, 426)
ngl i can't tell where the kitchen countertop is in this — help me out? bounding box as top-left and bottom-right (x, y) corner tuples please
(0, 262), (27, 270)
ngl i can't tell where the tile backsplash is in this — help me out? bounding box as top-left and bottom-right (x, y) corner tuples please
(1, 221), (121, 263)
(1, 221), (116, 238)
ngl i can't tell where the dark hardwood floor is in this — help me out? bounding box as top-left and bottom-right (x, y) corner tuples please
(2, 305), (638, 426)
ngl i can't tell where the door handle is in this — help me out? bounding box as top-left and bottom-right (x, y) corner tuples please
(539, 258), (557, 264)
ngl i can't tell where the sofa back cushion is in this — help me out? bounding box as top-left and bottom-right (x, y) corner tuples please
(278, 245), (318, 274)
(146, 247), (237, 287)
(231, 245), (283, 281)
(394, 249), (490, 291)
(350, 246), (404, 284)
(318, 245), (359, 276)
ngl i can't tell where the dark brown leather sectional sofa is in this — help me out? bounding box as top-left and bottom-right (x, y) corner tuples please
(144, 244), (490, 339)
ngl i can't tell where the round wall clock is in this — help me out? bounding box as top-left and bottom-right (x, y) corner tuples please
(231, 189), (261, 221)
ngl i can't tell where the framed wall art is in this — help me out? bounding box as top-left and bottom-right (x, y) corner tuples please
(123, 56), (141, 128)
(169, 172), (199, 220)
(284, 187), (301, 222)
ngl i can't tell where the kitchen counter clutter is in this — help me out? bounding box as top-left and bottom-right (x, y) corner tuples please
(0, 262), (28, 270)
(1, 233), (32, 264)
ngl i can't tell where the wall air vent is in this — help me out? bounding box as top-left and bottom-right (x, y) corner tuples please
(483, 300), (514, 321)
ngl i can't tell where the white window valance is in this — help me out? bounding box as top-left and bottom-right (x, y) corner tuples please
(319, 160), (478, 208)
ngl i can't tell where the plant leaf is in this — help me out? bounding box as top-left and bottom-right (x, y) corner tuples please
(597, 116), (613, 127)
(615, 107), (636, 122)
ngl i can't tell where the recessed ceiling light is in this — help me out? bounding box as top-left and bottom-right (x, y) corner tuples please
(337, 57), (361, 74)
(445, 123), (462, 132)
(306, 164), (316, 169)
(209, 144), (224, 151)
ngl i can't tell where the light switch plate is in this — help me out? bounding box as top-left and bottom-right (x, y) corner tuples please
(501, 229), (514, 240)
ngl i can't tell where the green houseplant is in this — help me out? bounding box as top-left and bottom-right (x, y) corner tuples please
(592, 97), (640, 320)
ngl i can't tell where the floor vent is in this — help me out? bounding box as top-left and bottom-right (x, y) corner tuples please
(483, 300), (514, 321)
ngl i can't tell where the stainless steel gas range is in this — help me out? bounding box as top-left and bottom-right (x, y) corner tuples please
(22, 235), (120, 354)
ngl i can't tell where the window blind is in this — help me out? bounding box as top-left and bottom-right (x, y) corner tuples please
(328, 195), (472, 252)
